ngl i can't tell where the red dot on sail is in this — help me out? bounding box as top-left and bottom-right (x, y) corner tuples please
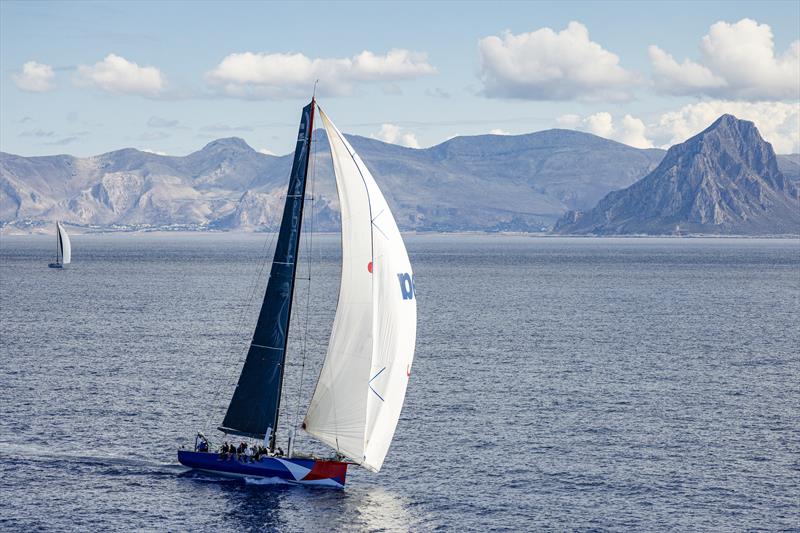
(368, 261), (373, 273)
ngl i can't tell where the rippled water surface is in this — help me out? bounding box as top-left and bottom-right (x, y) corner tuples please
(1, 234), (798, 531)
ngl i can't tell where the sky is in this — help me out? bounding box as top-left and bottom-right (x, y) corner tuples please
(1, 0), (798, 157)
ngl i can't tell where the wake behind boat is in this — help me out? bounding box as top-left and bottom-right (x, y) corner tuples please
(48, 221), (71, 269)
(178, 97), (417, 488)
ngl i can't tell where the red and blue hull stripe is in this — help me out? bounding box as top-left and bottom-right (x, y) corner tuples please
(177, 450), (348, 488)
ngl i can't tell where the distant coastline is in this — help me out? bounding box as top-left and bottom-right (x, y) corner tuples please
(2, 225), (797, 239)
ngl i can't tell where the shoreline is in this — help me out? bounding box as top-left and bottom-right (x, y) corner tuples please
(2, 229), (798, 240)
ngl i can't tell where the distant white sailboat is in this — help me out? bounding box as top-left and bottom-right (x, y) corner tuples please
(48, 222), (71, 269)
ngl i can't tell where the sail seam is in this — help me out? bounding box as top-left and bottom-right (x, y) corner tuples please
(318, 107), (378, 461)
(372, 222), (389, 241)
(368, 367), (386, 402)
(320, 108), (375, 262)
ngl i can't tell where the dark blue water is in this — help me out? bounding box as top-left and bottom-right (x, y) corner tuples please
(1, 234), (798, 531)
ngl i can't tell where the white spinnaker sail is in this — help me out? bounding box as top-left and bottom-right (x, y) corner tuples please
(304, 107), (416, 473)
(58, 222), (71, 264)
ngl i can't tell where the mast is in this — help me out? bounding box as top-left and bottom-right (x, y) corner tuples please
(56, 221), (61, 264)
(219, 98), (315, 451)
(269, 97), (315, 451)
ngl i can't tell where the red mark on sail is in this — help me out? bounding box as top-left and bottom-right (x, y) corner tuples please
(368, 261), (373, 273)
(406, 365), (411, 377)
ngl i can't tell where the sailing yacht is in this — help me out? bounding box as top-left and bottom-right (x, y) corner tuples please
(177, 98), (417, 487)
(48, 221), (72, 269)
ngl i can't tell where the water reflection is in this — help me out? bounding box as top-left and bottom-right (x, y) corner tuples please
(179, 472), (414, 532)
(219, 481), (286, 531)
(347, 485), (414, 533)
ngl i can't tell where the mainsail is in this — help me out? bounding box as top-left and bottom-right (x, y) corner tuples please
(303, 107), (417, 473)
(57, 222), (71, 264)
(220, 101), (315, 445)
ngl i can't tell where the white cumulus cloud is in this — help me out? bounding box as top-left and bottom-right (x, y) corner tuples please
(651, 100), (800, 153)
(13, 61), (56, 92)
(649, 18), (800, 100)
(617, 115), (653, 149)
(558, 101), (800, 153)
(478, 21), (636, 101)
(258, 148), (276, 156)
(556, 112), (654, 148)
(490, 128), (511, 135)
(555, 114), (581, 129)
(207, 48), (436, 99)
(584, 112), (615, 138)
(648, 46), (726, 93)
(371, 123), (420, 148)
(75, 54), (165, 96)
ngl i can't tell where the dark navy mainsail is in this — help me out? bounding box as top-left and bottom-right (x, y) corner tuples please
(220, 100), (315, 445)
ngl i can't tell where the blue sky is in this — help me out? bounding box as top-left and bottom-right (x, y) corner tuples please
(1, 0), (798, 157)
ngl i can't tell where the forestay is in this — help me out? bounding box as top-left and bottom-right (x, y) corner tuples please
(303, 107), (417, 473)
(58, 222), (71, 264)
(220, 101), (315, 443)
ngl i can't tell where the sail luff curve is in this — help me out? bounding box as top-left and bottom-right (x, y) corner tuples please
(304, 107), (416, 472)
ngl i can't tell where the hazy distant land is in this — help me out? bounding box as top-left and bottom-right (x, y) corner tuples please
(2, 117), (798, 237)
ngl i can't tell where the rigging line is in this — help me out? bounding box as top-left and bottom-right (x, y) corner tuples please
(292, 127), (318, 437)
(220, 229), (277, 405)
(319, 113), (342, 454)
(201, 172), (287, 432)
(298, 111), (342, 455)
(204, 227), (278, 432)
(270, 106), (315, 453)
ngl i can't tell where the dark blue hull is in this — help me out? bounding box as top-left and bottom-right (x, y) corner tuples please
(177, 450), (347, 488)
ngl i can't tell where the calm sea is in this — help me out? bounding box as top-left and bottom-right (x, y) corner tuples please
(1, 234), (798, 532)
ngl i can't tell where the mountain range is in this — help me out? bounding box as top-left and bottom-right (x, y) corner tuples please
(554, 115), (800, 235)
(1, 129), (665, 233)
(1, 119), (798, 234)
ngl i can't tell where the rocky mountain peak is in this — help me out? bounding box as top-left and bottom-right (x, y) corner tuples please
(698, 114), (762, 151)
(710, 112), (744, 129)
(554, 114), (800, 235)
(200, 137), (254, 153)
